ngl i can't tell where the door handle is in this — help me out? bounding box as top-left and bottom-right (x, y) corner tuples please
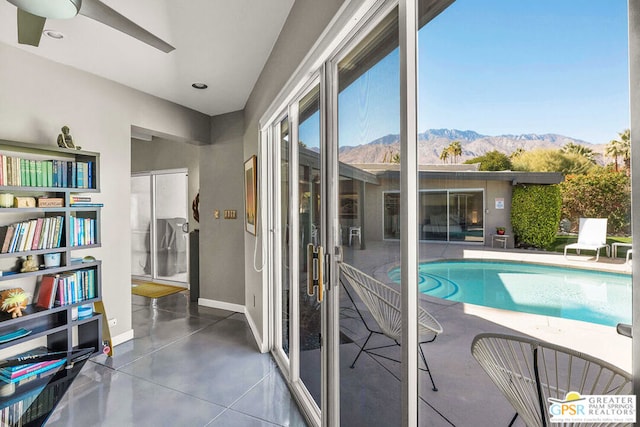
(307, 243), (324, 303)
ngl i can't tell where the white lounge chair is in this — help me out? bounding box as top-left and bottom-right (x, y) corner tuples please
(471, 333), (632, 427)
(563, 218), (610, 261)
(340, 263), (443, 391)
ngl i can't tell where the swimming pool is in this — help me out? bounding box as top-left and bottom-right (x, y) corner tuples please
(388, 260), (631, 327)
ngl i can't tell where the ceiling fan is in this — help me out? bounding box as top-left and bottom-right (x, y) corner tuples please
(8, 0), (175, 53)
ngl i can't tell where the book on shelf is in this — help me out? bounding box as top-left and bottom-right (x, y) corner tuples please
(87, 161), (93, 188)
(30, 218), (44, 250)
(10, 221), (26, 253)
(20, 159), (27, 186)
(35, 275), (58, 310)
(69, 196), (91, 203)
(23, 220), (36, 252)
(69, 203), (103, 207)
(29, 159), (35, 186)
(0, 225), (14, 253)
(52, 160), (59, 187)
(0, 227), (8, 252)
(35, 161), (43, 187)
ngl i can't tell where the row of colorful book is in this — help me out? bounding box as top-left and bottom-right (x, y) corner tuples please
(36, 269), (97, 309)
(0, 216), (64, 254)
(0, 155), (94, 189)
(69, 216), (97, 247)
(0, 347), (66, 386)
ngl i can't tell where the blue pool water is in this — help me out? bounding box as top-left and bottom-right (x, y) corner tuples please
(388, 260), (631, 327)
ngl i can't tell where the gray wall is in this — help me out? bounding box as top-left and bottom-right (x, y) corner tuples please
(131, 137), (200, 228)
(241, 0), (346, 340)
(200, 111), (246, 305)
(0, 43), (210, 340)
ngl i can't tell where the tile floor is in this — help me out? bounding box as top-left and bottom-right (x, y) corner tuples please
(47, 292), (308, 427)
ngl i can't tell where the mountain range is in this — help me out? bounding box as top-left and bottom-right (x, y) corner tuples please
(338, 129), (606, 165)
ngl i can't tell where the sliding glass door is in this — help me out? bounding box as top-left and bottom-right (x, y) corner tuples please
(334, 6), (405, 425)
(131, 170), (189, 285)
(270, 80), (326, 425)
(267, 1), (633, 426)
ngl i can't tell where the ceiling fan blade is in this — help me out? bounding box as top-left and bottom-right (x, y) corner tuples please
(17, 9), (46, 47)
(78, 0), (174, 53)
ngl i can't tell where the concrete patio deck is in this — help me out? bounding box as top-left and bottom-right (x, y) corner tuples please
(328, 240), (632, 426)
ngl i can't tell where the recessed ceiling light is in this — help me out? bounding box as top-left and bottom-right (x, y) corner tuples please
(43, 29), (65, 40)
(191, 83), (208, 89)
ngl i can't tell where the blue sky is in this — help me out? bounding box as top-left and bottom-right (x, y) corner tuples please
(326, 0), (629, 148)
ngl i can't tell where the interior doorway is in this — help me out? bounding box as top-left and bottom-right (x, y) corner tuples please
(131, 170), (190, 286)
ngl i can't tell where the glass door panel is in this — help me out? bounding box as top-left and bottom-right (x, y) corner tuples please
(279, 117), (291, 357)
(416, 0), (631, 425)
(131, 175), (152, 278)
(154, 173), (189, 283)
(297, 85), (322, 406)
(336, 7), (402, 425)
(131, 171), (189, 286)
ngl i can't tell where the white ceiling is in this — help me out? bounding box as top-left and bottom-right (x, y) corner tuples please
(0, 0), (295, 116)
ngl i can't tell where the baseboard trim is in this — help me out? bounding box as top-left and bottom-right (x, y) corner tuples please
(245, 310), (267, 353)
(112, 329), (134, 347)
(198, 298), (245, 313)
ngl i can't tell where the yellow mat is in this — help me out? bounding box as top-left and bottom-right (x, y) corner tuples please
(131, 280), (187, 298)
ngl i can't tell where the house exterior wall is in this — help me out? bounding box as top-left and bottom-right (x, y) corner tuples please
(364, 176), (514, 246)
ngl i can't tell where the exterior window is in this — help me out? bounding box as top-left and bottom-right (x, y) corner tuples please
(419, 190), (484, 242)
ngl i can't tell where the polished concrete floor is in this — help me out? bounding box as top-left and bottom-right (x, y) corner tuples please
(46, 241), (633, 426)
(47, 292), (308, 427)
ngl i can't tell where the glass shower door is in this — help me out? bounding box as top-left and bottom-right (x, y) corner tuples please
(131, 171), (189, 285)
(131, 175), (152, 279)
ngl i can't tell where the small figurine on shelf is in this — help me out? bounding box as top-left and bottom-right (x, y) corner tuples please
(56, 126), (81, 150)
(0, 288), (30, 318)
(20, 255), (39, 273)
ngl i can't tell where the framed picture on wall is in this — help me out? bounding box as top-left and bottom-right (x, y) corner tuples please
(244, 155), (257, 235)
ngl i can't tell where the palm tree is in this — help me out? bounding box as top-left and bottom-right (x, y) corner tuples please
(383, 149), (400, 164)
(510, 147), (525, 159)
(449, 141), (462, 163)
(618, 129), (631, 171)
(561, 142), (595, 164)
(439, 147), (450, 164)
(605, 137), (625, 172)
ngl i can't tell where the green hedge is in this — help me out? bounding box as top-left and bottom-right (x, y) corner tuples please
(560, 170), (630, 235)
(511, 184), (562, 249)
